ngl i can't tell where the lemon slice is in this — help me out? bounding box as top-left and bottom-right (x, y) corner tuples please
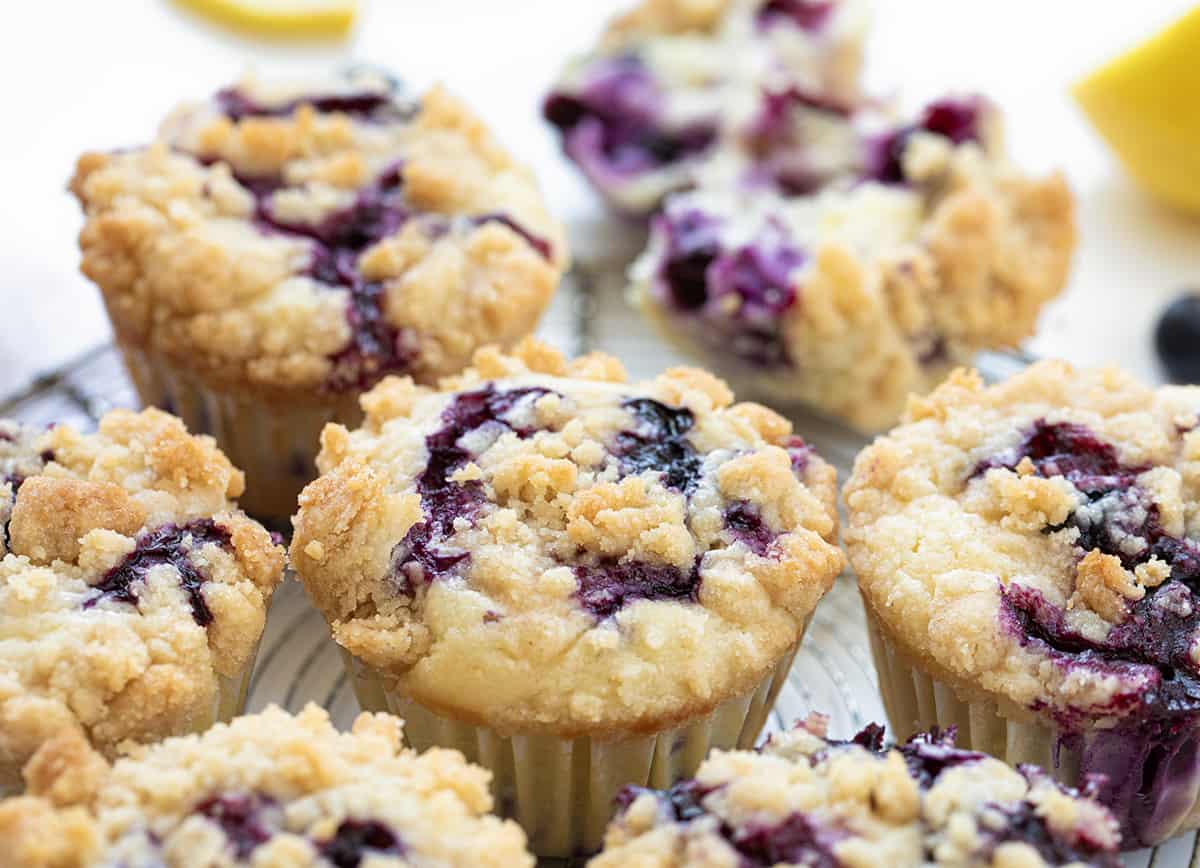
(174, 0), (357, 39)
(1074, 7), (1200, 213)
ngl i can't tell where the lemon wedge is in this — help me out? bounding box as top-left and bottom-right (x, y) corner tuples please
(1074, 7), (1200, 213)
(173, 0), (357, 39)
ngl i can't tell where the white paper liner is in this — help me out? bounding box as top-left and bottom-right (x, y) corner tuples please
(341, 641), (802, 858)
(118, 343), (359, 521)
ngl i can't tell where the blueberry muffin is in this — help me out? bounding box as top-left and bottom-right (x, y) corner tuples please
(590, 713), (1121, 866)
(0, 703), (533, 866)
(544, 0), (869, 214)
(0, 410), (284, 794)
(290, 338), (844, 856)
(845, 360), (1200, 846)
(72, 70), (568, 519)
(632, 96), (1075, 431)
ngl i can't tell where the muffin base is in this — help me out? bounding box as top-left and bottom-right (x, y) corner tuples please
(343, 641), (802, 858)
(866, 604), (1200, 848)
(0, 648), (258, 796)
(118, 342), (361, 522)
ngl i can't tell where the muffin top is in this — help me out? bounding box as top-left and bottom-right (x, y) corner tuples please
(590, 714), (1121, 867)
(291, 339), (842, 735)
(0, 703), (533, 867)
(845, 361), (1200, 727)
(72, 70), (567, 396)
(633, 96), (1074, 430)
(543, 0), (868, 213)
(0, 410), (284, 778)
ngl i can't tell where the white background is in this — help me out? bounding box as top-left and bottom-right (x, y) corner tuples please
(2, 0), (1198, 395)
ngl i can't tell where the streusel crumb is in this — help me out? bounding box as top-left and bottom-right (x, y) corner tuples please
(590, 715), (1121, 867)
(292, 339), (842, 735)
(0, 410), (284, 789)
(72, 71), (567, 396)
(0, 704), (533, 867)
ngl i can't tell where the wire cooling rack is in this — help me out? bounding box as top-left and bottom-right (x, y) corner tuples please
(2, 254), (1194, 866)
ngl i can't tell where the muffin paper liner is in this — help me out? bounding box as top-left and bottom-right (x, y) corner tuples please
(118, 343), (359, 521)
(865, 604), (1200, 847)
(341, 635), (805, 858)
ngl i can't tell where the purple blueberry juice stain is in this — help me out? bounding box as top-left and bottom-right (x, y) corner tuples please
(756, 0), (834, 31)
(574, 558), (701, 620)
(194, 792), (279, 860)
(731, 813), (846, 868)
(471, 213), (554, 261)
(84, 520), (231, 626)
(655, 209), (804, 368)
(214, 87), (405, 123)
(613, 397), (702, 494)
(318, 819), (405, 868)
(656, 208), (722, 311)
(975, 418), (1200, 844)
(392, 386), (551, 587)
(724, 501), (775, 556)
(863, 96), (983, 184)
(784, 435), (813, 477)
(543, 55), (717, 180)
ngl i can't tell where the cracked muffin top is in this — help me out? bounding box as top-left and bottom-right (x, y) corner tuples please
(544, 0), (868, 213)
(845, 361), (1200, 724)
(590, 714), (1121, 867)
(0, 410), (284, 785)
(291, 339), (842, 735)
(72, 70), (567, 396)
(0, 704), (533, 867)
(632, 96), (1075, 431)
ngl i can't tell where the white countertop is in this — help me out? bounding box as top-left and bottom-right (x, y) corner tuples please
(3, 0), (1197, 396)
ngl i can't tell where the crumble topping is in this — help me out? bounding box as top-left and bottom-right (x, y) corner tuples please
(72, 71), (567, 395)
(291, 339), (843, 734)
(590, 714), (1120, 867)
(0, 410), (284, 785)
(0, 704), (533, 867)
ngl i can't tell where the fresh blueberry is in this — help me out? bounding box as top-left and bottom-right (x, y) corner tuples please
(1155, 294), (1200, 384)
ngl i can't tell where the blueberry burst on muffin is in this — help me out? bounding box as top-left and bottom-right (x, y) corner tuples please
(845, 361), (1200, 846)
(0, 704), (533, 867)
(0, 411), (284, 793)
(591, 714), (1121, 867)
